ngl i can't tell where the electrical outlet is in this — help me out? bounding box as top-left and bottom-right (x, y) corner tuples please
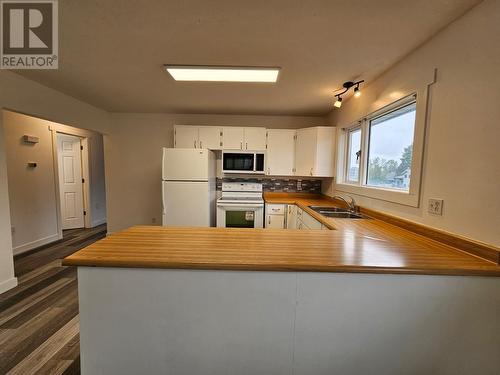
(152, 217), (157, 224)
(428, 198), (444, 215)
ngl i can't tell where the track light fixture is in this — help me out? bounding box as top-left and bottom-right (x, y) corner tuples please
(333, 80), (364, 109)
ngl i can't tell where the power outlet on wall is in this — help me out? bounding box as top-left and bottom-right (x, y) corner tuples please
(428, 198), (444, 215)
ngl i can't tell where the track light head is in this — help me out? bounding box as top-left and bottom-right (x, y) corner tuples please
(354, 85), (361, 98)
(334, 96), (343, 108)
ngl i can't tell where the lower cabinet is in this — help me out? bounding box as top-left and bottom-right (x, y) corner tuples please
(296, 207), (323, 230)
(286, 205), (297, 229)
(265, 203), (330, 230)
(265, 204), (286, 229)
(266, 214), (285, 229)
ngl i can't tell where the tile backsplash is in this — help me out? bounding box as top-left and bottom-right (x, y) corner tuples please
(217, 177), (322, 194)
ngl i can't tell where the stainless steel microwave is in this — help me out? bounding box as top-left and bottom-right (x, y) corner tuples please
(222, 151), (265, 174)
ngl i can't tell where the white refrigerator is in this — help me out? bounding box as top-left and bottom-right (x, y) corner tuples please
(162, 148), (217, 227)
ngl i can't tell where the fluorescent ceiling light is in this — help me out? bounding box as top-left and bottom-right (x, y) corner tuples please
(164, 65), (280, 82)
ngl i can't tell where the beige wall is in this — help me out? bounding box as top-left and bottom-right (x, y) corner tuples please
(0, 71), (110, 292)
(3, 111), (107, 254)
(4, 112), (60, 253)
(105, 113), (326, 233)
(328, 0), (500, 246)
(0, 117), (16, 293)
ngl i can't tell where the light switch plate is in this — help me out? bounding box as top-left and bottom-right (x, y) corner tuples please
(428, 198), (444, 215)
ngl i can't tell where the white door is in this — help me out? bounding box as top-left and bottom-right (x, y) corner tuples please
(244, 127), (267, 150)
(175, 126), (199, 148)
(222, 127), (244, 150)
(57, 133), (85, 229)
(163, 148), (209, 181)
(198, 127), (222, 150)
(163, 181), (210, 226)
(295, 128), (317, 176)
(266, 129), (296, 176)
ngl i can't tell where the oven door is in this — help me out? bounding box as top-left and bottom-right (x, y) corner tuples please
(217, 204), (264, 228)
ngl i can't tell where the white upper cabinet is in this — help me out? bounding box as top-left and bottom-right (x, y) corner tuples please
(175, 125), (222, 150)
(198, 127), (222, 150)
(175, 125), (335, 177)
(266, 129), (296, 176)
(222, 127), (266, 150)
(244, 127), (267, 151)
(295, 126), (335, 177)
(174, 126), (199, 148)
(222, 127), (245, 150)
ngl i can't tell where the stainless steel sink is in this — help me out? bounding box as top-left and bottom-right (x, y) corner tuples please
(308, 206), (349, 214)
(321, 212), (364, 219)
(308, 206), (366, 219)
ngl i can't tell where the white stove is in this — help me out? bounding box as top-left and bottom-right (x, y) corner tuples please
(216, 182), (264, 228)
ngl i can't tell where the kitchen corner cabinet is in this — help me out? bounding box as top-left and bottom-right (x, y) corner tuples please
(222, 127), (266, 151)
(174, 125), (222, 150)
(296, 207), (322, 230)
(266, 129), (296, 176)
(295, 127), (335, 177)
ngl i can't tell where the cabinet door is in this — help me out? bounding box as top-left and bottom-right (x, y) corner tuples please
(286, 205), (297, 229)
(244, 127), (267, 151)
(198, 127), (222, 150)
(314, 127), (335, 177)
(295, 128), (317, 176)
(222, 127), (245, 150)
(266, 214), (285, 229)
(266, 130), (296, 176)
(175, 126), (199, 148)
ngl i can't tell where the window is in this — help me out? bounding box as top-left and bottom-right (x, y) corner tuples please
(337, 94), (423, 207)
(346, 127), (361, 183)
(366, 102), (416, 191)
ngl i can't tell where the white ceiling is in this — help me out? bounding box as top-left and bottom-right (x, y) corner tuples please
(14, 0), (481, 115)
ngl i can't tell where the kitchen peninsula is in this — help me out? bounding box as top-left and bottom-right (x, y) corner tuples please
(64, 198), (500, 375)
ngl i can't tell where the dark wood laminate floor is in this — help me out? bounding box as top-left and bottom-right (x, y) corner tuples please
(0, 225), (107, 375)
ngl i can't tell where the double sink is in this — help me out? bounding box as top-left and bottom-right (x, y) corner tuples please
(308, 206), (365, 219)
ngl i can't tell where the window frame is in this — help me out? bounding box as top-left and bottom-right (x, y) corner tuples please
(336, 93), (426, 207)
(344, 125), (362, 184)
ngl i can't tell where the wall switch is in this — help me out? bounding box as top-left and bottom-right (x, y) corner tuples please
(11, 226), (15, 235)
(428, 198), (444, 215)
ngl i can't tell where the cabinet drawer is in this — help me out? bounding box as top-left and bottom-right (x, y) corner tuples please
(266, 204), (286, 215)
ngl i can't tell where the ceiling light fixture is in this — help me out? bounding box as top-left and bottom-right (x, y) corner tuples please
(334, 80), (364, 109)
(164, 65), (280, 82)
(353, 85), (361, 98)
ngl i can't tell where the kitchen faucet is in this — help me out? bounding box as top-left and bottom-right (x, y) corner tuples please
(332, 195), (356, 213)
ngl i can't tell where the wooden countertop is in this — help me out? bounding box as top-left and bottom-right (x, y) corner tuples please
(63, 197), (500, 276)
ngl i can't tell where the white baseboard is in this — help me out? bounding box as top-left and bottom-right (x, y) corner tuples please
(90, 218), (107, 228)
(13, 233), (62, 256)
(0, 277), (18, 294)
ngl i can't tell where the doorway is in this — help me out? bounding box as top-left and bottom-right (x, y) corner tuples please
(57, 133), (85, 230)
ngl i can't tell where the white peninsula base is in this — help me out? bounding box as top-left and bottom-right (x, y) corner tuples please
(77, 267), (500, 375)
